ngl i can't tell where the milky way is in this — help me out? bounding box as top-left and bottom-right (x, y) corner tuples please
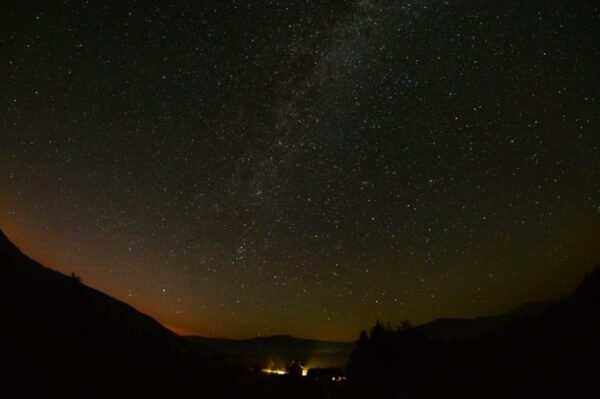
(1, 0), (599, 340)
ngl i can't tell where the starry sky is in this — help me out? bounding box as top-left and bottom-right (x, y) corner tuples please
(1, 0), (599, 340)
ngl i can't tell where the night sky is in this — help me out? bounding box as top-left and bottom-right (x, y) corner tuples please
(1, 0), (599, 340)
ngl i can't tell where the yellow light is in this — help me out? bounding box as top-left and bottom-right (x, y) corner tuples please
(261, 368), (288, 375)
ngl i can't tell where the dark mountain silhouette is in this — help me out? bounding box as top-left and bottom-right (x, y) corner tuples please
(1, 228), (178, 343)
(0, 228), (21, 256)
(0, 229), (221, 398)
(187, 301), (552, 371)
(346, 266), (600, 398)
(187, 334), (354, 369)
(0, 229), (342, 399)
(415, 301), (551, 342)
(4, 227), (599, 399)
(1, 230), (177, 342)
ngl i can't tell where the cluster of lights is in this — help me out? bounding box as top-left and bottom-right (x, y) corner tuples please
(261, 367), (346, 382)
(261, 367), (309, 377)
(261, 368), (288, 375)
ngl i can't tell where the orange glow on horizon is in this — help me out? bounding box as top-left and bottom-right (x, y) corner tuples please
(163, 323), (199, 336)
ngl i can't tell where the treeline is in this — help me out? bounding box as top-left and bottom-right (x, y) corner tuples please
(344, 267), (600, 398)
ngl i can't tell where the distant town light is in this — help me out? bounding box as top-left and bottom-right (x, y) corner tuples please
(261, 368), (287, 375)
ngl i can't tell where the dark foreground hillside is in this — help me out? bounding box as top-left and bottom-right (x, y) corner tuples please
(0, 229), (342, 398)
(2, 226), (599, 399)
(345, 267), (600, 399)
(0, 229), (214, 397)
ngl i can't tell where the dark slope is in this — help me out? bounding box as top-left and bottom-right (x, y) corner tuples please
(415, 301), (551, 342)
(187, 334), (355, 369)
(0, 228), (21, 257)
(1, 228), (176, 343)
(346, 267), (600, 399)
(0, 230), (217, 398)
(1, 229), (176, 343)
(445, 268), (600, 398)
(0, 229), (350, 399)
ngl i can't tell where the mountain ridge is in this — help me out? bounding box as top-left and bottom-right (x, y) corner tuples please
(0, 228), (177, 342)
(0, 227), (556, 349)
(414, 301), (552, 342)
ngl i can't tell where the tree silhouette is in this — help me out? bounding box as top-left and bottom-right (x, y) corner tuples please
(347, 319), (444, 392)
(70, 272), (82, 284)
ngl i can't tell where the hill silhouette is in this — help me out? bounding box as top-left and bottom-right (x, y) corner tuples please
(346, 266), (600, 398)
(1, 230), (177, 342)
(0, 229), (222, 397)
(187, 334), (355, 369)
(187, 302), (554, 370)
(414, 301), (552, 343)
(0, 229), (343, 398)
(3, 228), (599, 399)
